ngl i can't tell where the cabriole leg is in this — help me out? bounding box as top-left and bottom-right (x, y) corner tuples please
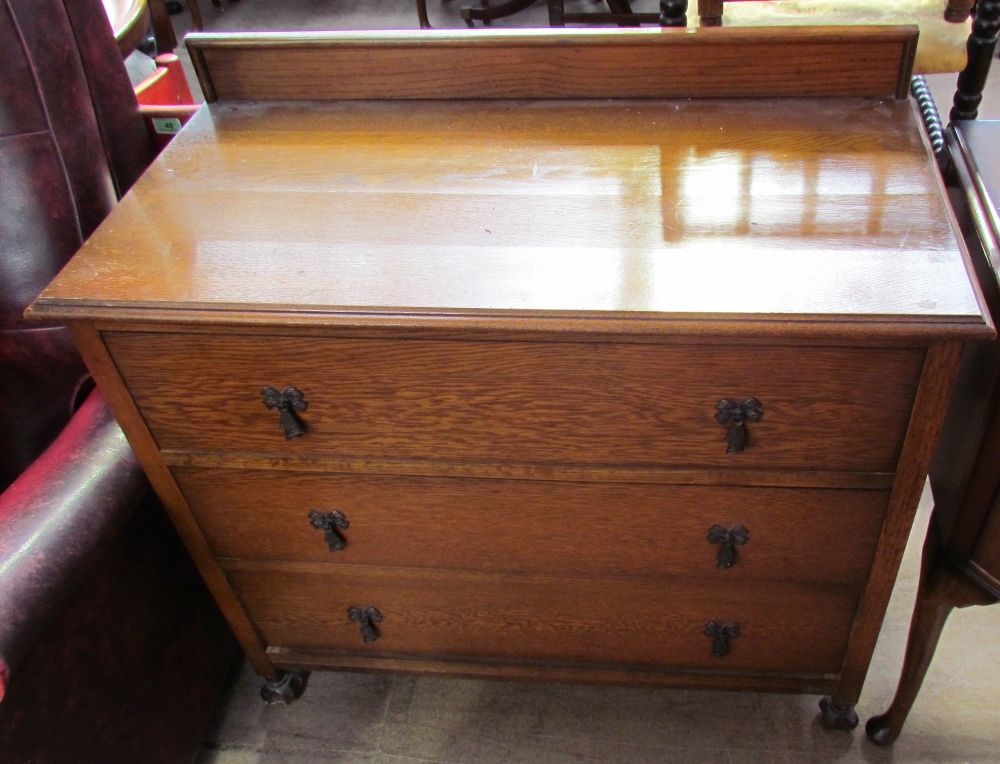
(866, 524), (994, 745)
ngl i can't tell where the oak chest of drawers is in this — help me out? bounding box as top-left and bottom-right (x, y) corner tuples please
(29, 30), (994, 727)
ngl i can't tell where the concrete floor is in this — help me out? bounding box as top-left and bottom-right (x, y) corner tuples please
(161, 4), (1000, 762)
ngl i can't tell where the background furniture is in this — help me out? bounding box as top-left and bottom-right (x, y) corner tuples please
(134, 52), (201, 150)
(150, 0), (240, 48)
(866, 119), (1000, 745)
(863, 2), (999, 743)
(430, 0), (990, 125)
(950, 0), (1000, 121)
(0, 0), (234, 759)
(103, 0), (150, 55)
(29, 29), (990, 728)
(150, 0), (180, 51)
(183, 0), (241, 30)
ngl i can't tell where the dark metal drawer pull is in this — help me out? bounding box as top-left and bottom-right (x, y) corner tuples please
(704, 621), (740, 658)
(707, 525), (749, 569)
(309, 510), (349, 552)
(348, 606), (383, 643)
(261, 386), (308, 439)
(715, 398), (763, 454)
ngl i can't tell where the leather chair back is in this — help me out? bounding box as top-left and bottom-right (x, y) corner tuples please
(0, 0), (156, 490)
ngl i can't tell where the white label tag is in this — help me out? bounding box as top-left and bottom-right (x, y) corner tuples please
(152, 117), (183, 135)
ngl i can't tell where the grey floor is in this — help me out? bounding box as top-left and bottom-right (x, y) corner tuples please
(168, 3), (1000, 762)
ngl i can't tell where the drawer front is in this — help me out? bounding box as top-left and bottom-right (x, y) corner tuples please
(107, 332), (923, 471)
(177, 467), (888, 585)
(227, 565), (859, 675)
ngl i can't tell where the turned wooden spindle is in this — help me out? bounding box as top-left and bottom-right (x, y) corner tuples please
(659, 0), (688, 27)
(945, 0), (975, 23)
(951, 0), (1000, 121)
(698, 0), (723, 26)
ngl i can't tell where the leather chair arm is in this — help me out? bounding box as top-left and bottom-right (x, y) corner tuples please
(0, 390), (146, 702)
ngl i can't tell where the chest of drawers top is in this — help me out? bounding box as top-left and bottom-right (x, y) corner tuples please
(29, 96), (990, 340)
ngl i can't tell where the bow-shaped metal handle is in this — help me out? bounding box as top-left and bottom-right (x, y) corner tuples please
(261, 386), (308, 439)
(704, 621), (740, 658)
(707, 525), (750, 569)
(348, 606), (383, 643)
(309, 510), (349, 552)
(715, 398), (763, 454)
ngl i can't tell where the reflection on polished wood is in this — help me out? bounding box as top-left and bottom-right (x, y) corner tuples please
(33, 98), (985, 336)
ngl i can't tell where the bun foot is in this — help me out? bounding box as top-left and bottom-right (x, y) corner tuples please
(818, 697), (859, 731)
(865, 713), (899, 746)
(260, 670), (310, 705)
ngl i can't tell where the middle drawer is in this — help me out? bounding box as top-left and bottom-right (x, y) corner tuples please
(174, 467), (888, 585)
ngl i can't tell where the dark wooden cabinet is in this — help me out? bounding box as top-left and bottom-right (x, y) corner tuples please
(934, 121), (1000, 596)
(867, 120), (1000, 745)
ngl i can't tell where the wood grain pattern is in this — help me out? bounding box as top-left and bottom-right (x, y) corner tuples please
(174, 467), (889, 585)
(834, 340), (965, 705)
(106, 333), (924, 472)
(184, 28), (917, 101)
(64, 324), (276, 679)
(266, 649), (839, 693)
(227, 563), (860, 675)
(162, 451), (897, 490)
(28, 99), (987, 338)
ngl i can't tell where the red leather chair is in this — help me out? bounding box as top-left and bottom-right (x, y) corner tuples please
(0, 0), (234, 760)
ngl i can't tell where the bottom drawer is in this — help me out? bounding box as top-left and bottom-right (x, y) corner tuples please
(228, 565), (859, 675)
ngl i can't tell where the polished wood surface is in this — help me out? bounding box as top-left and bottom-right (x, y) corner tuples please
(175, 467), (889, 584)
(183, 28), (918, 102)
(162, 450), (897, 490)
(26, 32), (992, 720)
(107, 334), (923, 470)
(228, 564), (859, 674)
(31, 98), (986, 338)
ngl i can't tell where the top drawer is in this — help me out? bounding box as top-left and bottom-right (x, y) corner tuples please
(105, 332), (923, 471)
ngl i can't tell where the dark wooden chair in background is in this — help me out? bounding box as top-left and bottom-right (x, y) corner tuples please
(149, 0), (241, 50)
(417, 0), (691, 29)
(434, 0), (979, 31)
